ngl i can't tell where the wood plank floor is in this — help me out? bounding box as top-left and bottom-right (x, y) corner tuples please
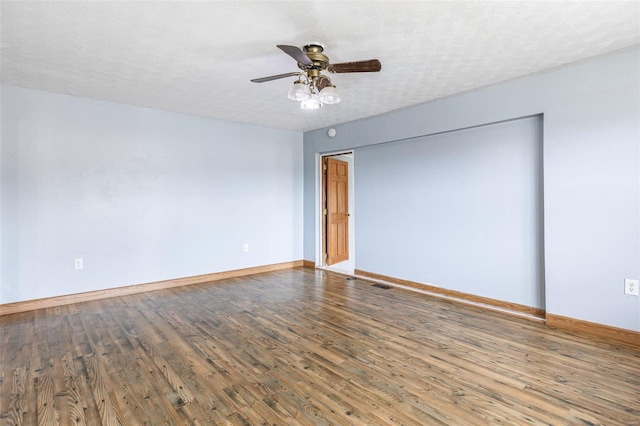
(1, 267), (639, 425)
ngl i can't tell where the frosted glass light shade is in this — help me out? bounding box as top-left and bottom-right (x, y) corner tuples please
(318, 85), (341, 105)
(300, 94), (322, 110)
(287, 81), (311, 101)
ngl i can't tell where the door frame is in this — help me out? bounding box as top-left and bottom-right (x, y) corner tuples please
(316, 151), (355, 273)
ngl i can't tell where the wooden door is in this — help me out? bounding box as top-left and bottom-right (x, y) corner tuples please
(326, 158), (349, 265)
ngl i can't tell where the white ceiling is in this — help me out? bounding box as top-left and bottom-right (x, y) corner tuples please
(2, 1), (639, 132)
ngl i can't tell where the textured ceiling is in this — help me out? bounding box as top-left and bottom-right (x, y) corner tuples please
(2, 1), (639, 132)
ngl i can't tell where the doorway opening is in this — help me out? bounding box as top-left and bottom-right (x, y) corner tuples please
(319, 151), (355, 274)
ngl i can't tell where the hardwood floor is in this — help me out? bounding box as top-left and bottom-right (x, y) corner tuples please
(1, 267), (639, 425)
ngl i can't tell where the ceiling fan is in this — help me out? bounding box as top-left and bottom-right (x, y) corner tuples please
(251, 44), (382, 109)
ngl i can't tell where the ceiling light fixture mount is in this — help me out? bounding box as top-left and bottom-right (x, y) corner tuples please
(251, 44), (381, 110)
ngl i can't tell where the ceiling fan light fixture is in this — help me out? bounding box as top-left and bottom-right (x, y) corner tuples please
(300, 94), (322, 110)
(251, 44), (381, 110)
(287, 80), (311, 101)
(318, 85), (341, 105)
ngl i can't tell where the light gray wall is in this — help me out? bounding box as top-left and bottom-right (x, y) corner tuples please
(356, 117), (544, 308)
(304, 47), (640, 332)
(1, 85), (303, 303)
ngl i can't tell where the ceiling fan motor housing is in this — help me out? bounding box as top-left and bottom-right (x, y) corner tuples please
(300, 44), (330, 74)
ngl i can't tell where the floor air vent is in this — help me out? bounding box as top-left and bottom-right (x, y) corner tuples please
(372, 283), (392, 290)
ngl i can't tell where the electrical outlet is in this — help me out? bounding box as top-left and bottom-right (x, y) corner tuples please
(625, 279), (639, 296)
(75, 258), (83, 270)
(243, 243), (249, 252)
